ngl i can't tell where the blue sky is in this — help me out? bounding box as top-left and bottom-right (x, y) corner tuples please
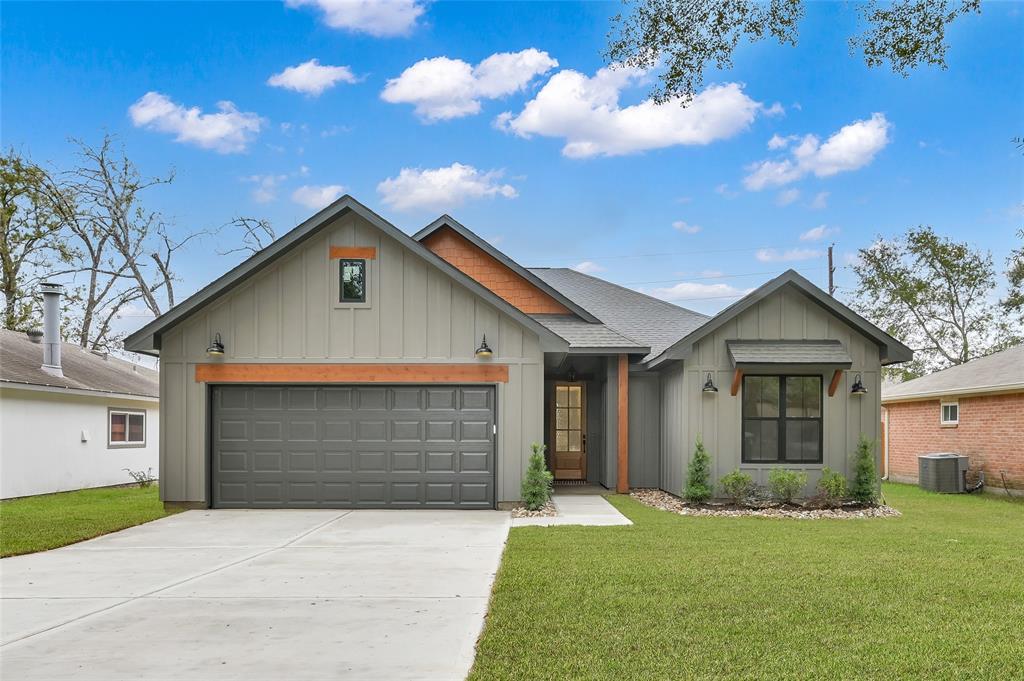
(3, 0), (1022, 327)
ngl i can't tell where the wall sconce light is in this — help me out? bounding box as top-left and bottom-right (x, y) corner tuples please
(702, 372), (718, 394)
(206, 332), (225, 357)
(850, 373), (867, 396)
(475, 334), (492, 358)
(567, 364), (577, 382)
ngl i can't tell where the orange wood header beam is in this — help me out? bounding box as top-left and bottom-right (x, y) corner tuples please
(617, 353), (629, 494)
(730, 369), (743, 397)
(827, 369), (844, 397)
(195, 363), (508, 384)
(329, 246), (377, 260)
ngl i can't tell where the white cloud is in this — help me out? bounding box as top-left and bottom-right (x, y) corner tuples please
(267, 59), (357, 96)
(768, 133), (795, 150)
(244, 174), (287, 203)
(799, 225), (839, 241)
(497, 67), (761, 158)
(647, 281), (751, 303)
(285, 0), (426, 36)
(776, 188), (800, 206)
(381, 49), (557, 121)
(755, 247), (822, 262)
(743, 113), (892, 190)
(377, 162), (517, 212)
(762, 102), (785, 117)
(715, 183), (738, 199)
(672, 220), (701, 234)
(809, 191), (829, 210)
(128, 92), (263, 153)
(571, 261), (605, 274)
(291, 184), (346, 210)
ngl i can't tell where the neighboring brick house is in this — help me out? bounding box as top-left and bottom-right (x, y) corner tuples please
(882, 345), (1024, 491)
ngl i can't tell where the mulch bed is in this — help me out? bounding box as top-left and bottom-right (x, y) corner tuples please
(511, 501), (558, 518)
(631, 488), (901, 519)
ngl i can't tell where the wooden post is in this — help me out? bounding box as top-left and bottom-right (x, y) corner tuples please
(617, 354), (629, 494)
(730, 369), (743, 397)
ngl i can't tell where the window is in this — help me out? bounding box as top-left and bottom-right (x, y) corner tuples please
(941, 401), (959, 426)
(339, 259), (366, 303)
(742, 375), (822, 463)
(109, 409), (146, 447)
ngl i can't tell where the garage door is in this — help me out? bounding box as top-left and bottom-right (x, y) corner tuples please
(210, 385), (495, 509)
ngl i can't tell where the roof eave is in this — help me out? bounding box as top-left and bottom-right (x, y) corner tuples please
(882, 383), (1024, 404)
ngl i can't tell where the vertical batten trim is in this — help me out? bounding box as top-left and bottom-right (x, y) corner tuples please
(617, 353), (629, 493)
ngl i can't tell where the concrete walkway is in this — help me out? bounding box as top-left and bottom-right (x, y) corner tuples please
(512, 493), (633, 527)
(1, 509), (511, 680)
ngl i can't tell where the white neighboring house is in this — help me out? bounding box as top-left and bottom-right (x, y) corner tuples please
(0, 285), (159, 499)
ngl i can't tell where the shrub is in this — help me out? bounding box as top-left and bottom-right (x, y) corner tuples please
(768, 469), (808, 504)
(684, 436), (712, 503)
(719, 469), (754, 505)
(123, 467), (155, 488)
(521, 443), (554, 510)
(817, 467), (848, 505)
(851, 435), (878, 504)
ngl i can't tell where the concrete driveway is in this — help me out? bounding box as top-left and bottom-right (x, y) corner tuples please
(1, 509), (510, 680)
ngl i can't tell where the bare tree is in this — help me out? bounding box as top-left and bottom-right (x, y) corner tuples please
(218, 216), (276, 257)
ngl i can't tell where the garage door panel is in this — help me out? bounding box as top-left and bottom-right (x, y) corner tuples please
(211, 385), (494, 509)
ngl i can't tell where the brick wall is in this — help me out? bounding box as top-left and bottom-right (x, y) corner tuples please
(885, 392), (1024, 489)
(422, 227), (571, 314)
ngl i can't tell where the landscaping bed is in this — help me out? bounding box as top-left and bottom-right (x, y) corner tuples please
(632, 488), (901, 519)
(510, 501), (557, 518)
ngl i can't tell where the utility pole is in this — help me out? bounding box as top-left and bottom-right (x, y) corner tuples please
(827, 244), (835, 297)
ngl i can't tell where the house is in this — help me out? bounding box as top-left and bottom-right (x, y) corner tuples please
(1, 284), (159, 499)
(123, 196), (911, 509)
(882, 344), (1023, 491)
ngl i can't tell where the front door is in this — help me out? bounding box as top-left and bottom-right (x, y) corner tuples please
(551, 382), (586, 480)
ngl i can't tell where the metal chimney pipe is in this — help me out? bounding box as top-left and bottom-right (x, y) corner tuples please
(40, 282), (63, 377)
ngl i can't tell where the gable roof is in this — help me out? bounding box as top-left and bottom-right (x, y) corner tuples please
(530, 315), (649, 353)
(123, 196), (568, 355)
(882, 344), (1024, 403)
(645, 269), (913, 369)
(1, 329), (158, 398)
(529, 268), (710, 362)
(413, 216), (598, 322)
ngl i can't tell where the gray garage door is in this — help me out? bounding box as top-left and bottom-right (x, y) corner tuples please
(211, 385), (495, 509)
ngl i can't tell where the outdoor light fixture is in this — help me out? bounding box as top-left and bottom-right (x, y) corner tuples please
(206, 332), (225, 357)
(702, 372), (719, 394)
(475, 334), (492, 358)
(850, 373), (867, 396)
(567, 364), (577, 382)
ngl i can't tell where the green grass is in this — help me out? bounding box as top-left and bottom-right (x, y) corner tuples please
(0, 485), (180, 557)
(471, 484), (1024, 680)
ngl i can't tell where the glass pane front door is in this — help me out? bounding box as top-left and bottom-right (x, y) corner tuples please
(552, 382), (586, 480)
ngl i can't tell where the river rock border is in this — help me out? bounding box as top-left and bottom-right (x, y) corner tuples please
(632, 488), (901, 519)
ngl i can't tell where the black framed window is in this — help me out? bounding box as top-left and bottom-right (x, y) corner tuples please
(742, 375), (822, 463)
(339, 259), (366, 303)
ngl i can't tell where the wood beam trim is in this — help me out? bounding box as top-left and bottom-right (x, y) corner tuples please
(828, 369), (844, 397)
(195, 363), (508, 384)
(617, 354), (629, 494)
(329, 246), (377, 260)
(730, 369), (743, 397)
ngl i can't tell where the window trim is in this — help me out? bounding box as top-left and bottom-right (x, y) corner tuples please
(108, 408), (147, 449)
(940, 400), (959, 427)
(338, 258), (367, 304)
(741, 374), (824, 464)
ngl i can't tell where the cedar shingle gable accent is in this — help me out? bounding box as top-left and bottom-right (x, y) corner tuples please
(421, 226), (571, 315)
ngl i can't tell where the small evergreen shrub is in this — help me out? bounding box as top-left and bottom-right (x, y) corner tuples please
(817, 467), (848, 506)
(768, 469), (808, 504)
(684, 436), (712, 504)
(521, 443), (554, 510)
(719, 469), (754, 505)
(851, 435), (878, 504)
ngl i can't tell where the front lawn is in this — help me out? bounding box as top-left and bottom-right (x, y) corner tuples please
(471, 484), (1024, 680)
(0, 485), (180, 557)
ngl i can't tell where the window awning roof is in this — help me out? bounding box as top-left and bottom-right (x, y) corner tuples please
(726, 340), (852, 367)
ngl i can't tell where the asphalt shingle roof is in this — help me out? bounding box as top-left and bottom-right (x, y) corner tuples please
(727, 340), (853, 366)
(882, 344), (1024, 401)
(530, 315), (647, 350)
(528, 268), (710, 361)
(0, 329), (159, 398)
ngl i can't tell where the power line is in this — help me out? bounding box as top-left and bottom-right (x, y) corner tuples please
(529, 244), (818, 263)
(622, 266), (827, 286)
